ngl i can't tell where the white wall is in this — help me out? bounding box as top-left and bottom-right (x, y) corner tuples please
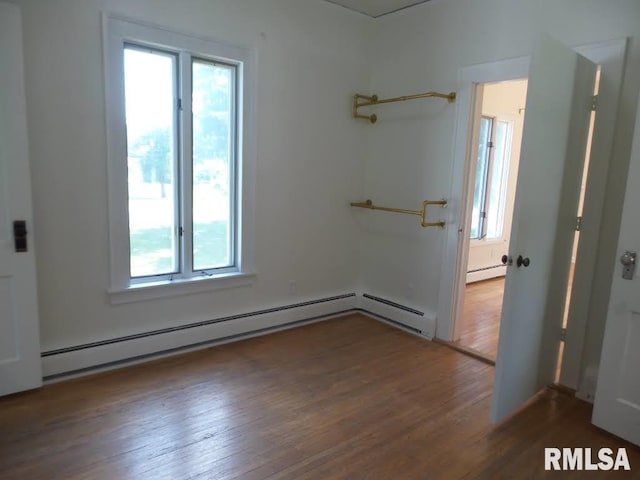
(363, 0), (640, 380)
(13, 0), (372, 352)
(466, 80), (527, 283)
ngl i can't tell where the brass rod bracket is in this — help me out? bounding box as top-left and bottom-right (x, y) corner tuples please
(350, 198), (447, 228)
(350, 199), (374, 209)
(353, 90), (456, 124)
(353, 95), (378, 124)
(420, 199), (447, 228)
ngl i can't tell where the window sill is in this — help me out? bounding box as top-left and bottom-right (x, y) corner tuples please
(108, 272), (255, 305)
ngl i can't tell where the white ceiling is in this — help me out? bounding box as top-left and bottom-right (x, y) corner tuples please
(324, 0), (431, 18)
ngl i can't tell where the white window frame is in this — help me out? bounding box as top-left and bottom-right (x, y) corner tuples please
(103, 14), (256, 304)
(483, 117), (513, 241)
(470, 116), (514, 245)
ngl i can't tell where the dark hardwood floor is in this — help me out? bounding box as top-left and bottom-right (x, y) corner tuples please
(456, 277), (505, 359)
(0, 314), (637, 479)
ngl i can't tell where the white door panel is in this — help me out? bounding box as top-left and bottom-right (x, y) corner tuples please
(0, 2), (43, 396)
(592, 96), (640, 446)
(491, 35), (596, 423)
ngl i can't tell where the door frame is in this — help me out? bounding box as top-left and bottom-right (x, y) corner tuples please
(437, 54), (529, 344)
(0, 1), (43, 395)
(559, 39), (627, 393)
(437, 38), (627, 389)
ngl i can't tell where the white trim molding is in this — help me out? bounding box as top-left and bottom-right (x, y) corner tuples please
(108, 272), (256, 305)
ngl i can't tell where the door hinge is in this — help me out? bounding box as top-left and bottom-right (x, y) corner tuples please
(591, 95), (598, 111)
(560, 328), (567, 342)
(575, 216), (583, 231)
(177, 98), (183, 111)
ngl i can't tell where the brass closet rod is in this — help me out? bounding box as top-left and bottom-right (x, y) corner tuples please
(353, 90), (456, 124)
(350, 199), (447, 228)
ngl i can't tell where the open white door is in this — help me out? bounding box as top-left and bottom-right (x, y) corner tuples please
(491, 35), (596, 423)
(591, 96), (640, 446)
(0, 2), (43, 396)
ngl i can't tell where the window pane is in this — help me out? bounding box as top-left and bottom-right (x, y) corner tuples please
(192, 59), (235, 271)
(124, 47), (179, 278)
(470, 117), (492, 239)
(486, 121), (511, 239)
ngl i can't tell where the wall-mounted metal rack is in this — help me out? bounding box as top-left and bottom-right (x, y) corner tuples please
(350, 198), (447, 228)
(353, 90), (456, 124)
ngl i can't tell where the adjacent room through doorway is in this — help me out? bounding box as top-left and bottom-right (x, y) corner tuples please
(454, 79), (528, 360)
(454, 67), (600, 365)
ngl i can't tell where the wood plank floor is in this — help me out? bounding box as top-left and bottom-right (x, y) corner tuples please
(456, 277), (505, 359)
(1, 314), (638, 479)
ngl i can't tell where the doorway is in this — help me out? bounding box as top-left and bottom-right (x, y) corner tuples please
(454, 79), (528, 361)
(452, 69), (600, 366)
(434, 38), (626, 423)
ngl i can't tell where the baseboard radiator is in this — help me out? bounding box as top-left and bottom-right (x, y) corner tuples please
(42, 292), (435, 380)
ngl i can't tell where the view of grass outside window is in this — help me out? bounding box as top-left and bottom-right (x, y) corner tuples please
(123, 46), (235, 279)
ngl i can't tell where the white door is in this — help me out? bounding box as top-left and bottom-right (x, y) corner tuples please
(491, 35), (597, 423)
(0, 2), (43, 396)
(591, 96), (640, 446)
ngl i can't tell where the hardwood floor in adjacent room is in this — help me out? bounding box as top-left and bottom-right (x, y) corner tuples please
(456, 277), (505, 360)
(1, 314), (637, 479)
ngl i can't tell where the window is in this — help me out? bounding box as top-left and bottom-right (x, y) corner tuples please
(470, 116), (512, 240)
(105, 16), (256, 302)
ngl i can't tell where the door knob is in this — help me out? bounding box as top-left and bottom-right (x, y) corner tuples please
(517, 255), (530, 268)
(620, 251), (636, 280)
(501, 255), (513, 266)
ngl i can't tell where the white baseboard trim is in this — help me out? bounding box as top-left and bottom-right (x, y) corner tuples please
(466, 267), (506, 284)
(359, 292), (435, 338)
(42, 293), (357, 379)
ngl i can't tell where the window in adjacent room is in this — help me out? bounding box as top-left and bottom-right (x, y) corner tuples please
(470, 116), (513, 241)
